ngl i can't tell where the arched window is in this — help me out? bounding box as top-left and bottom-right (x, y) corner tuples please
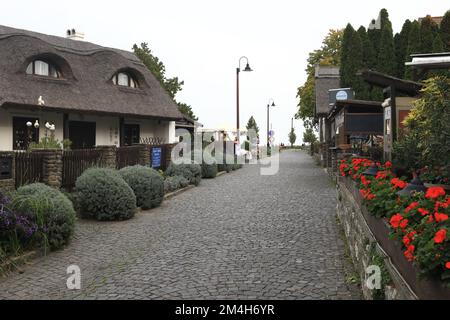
(112, 72), (138, 88)
(26, 60), (61, 78)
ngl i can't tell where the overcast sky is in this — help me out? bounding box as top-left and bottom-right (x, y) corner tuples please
(1, 1), (448, 144)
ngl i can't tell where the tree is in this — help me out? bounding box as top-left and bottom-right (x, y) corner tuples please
(420, 16), (439, 54)
(288, 128), (296, 147)
(340, 24), (367, 99)
(177, 103), (198, 121)
(296, 29), (343, 129)
(404, 21), (421, 79)
(432, 34), (444, 53)
(133, 43), (198, 120)
(394, 20), (412, 78)
(246, 116), (260, 139)
(441, 10), (450, 51)
(303, 127), (317, 145)
(376, 11), (396, 75)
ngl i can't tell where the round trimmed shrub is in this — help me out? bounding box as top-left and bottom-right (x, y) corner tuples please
(119, 165), (164, 209)
(201, 162), (218, 178)
(75, 168), (136, 221)
(166, 163), (202, 186)
(218, 164), (231, 173)
(164, 175), (189, 193)
(13, 183), (76, 250)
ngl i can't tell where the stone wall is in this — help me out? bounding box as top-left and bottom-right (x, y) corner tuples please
(336, 177), (418, 300)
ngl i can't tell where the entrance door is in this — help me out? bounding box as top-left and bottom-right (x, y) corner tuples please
(69, 121), (96, 149)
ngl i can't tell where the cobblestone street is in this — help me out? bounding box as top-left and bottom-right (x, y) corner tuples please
(0, 150), (361, 299)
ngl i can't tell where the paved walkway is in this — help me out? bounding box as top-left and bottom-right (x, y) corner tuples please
(0, 150), (361, 299)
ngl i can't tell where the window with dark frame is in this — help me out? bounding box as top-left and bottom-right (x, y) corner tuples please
(26, 60), (61, 78)
(12, 117), (39, 151)
(123, 124), (140, 146)
(111, 72), (138, 88)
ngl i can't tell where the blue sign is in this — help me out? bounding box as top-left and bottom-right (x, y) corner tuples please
(151, 147), (162, 168)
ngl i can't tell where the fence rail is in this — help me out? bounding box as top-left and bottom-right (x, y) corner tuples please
(116, 145), (141, 169)
(62, 149), (105, 189)
(15, 152), (45, 188)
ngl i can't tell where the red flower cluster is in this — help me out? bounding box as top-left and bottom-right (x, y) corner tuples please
(404, 244), (415, 262)
(426, 187), (446, 200)
(360, 188), (375, 200)
(391, 178), (407, 189)
(390, 214), (408, 229)
(404, 202), (419, 213)
(434, 229), (447, 244)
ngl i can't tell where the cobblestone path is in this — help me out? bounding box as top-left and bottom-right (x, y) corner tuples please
(0, 150), (361, 299)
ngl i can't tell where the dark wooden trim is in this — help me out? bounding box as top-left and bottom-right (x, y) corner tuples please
(63, 113), (69, 140)
(119, 117), (125, 147)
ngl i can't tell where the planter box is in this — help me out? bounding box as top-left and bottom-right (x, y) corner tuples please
(338, 177), (450, 300)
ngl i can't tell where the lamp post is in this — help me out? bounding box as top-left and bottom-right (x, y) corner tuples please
(236, 56), (253, 143)
(267, 99), (276, 149)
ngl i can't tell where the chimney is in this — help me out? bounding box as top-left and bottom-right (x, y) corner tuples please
(66, 28), (85, 41)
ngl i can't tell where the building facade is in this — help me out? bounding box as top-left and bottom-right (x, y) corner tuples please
(0, 25), (183, 151)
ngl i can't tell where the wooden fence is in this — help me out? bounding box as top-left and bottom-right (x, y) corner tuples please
(62, 149), (105, 189)
(116, 145), (142, 169)
(15, 152), (45, 189)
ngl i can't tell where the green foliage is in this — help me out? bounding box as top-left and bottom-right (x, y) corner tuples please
(402, 76), (450, 170)
(296, 29), (343, 129)
(303, 127), (317, 144)
(164, 175), (189, 193)
(133, 43), (198, 120)
(432, 34), (444, 53)
(201, 162), (218, 179)
(376, 12), (396, 76)
(28, 134), (62, 150)
(394, 20), (412, 78)
(166, 163), (202, 186)
(420, 16), (439, 54)
(75, 168), (136, 221)
(340, 24), (368, 99)
(13, 183), (76, 251)
(246, 116), (259, 138)
(288, 128), (296, 147)
(404, 20), (421, 79)
(119, 165), (164, 210)
(441, 11), (450, 51)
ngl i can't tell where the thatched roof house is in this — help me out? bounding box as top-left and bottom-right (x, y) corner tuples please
(0, 25), (184, 150)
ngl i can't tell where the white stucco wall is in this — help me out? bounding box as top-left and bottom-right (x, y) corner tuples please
(0, 107), (63, 151)
(0, 106), (176, 151)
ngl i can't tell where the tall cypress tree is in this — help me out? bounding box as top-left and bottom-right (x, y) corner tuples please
(394, 20), (412, 78)
(440, 10), (450, 51)
(404, 21), (421, 79)
(356, 26), (373, 99)
(340, 24), (365, 99)
(432, 34), (444, 53)
(420, 16), (439, 53)
(376, 11), (396, 75)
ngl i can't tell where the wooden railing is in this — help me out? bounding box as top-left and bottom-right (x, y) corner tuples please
(62, 149), (105, 189)
(14, 152), (45, 188)
(116, 145), (141, 169)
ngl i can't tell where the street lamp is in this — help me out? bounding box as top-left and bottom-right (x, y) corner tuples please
(236, 56), (253, 143)
(267, 98), (276, 149)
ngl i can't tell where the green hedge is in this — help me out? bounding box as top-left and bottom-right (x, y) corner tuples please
(75, 168), (136, 221)
(119, 165), (164, 209)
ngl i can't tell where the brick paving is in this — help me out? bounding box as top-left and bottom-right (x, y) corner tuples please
(0, 150), (361, 299)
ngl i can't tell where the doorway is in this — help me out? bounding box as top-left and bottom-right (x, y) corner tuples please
(69, 121), (96, 149)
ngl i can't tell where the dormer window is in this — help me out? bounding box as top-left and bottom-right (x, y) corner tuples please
(112, 72), (138, 88)
(26, 60), (61, 78)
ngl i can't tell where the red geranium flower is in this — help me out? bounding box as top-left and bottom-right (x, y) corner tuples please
(434, 212), (449, 223)
(390, 214), (404, 229)
(426, 187), (446, 200)
(404, 202), (419, 213)
(399, 218), (408, 229)
(375, 171), (387, 180)
(391, 178), (407, 189)
(384, 161), (392, 168)
(404, 245), (415, 262)
(434, 229), (447, 244)
(418, 208), (430, 216)
(446, 262), (450, 270)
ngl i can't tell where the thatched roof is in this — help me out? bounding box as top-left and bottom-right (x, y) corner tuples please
(0, 25), (184, 120)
